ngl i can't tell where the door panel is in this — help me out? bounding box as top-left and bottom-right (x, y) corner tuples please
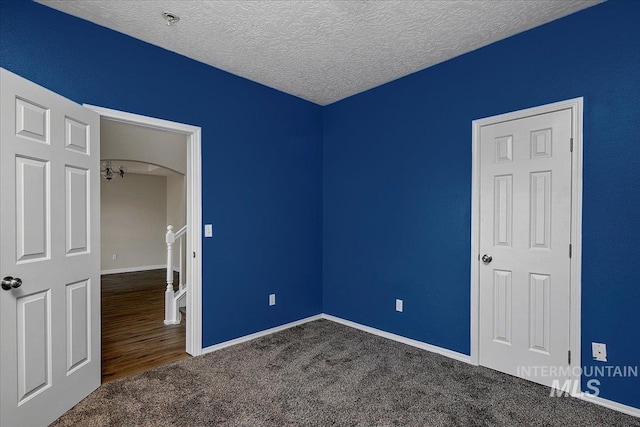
(492, 269), (512, 345)
(15, 97), (49, 144)
(529, 273), (550, 353)
(1, 68), (100, 426)
(65, 166), (90, 254)
(64, 117), (90, 154)
(530, 171), (551, 249)
(16, 156), (50, 262)
(493, 174), (512, 247)
(17, 290), (52, 404)
(478, 108), (572, 387)
(66, 279), (90, 373)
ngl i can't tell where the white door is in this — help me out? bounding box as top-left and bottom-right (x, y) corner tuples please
(478, 108), (572, 387)
(0, 69), (100, 426)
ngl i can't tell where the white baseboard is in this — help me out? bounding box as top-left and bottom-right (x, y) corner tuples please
(200, 313), (471, 363)
(321, 314), (472, 364)
(100, 264), (166, 275)
(197, 313), (638, 418)
(321, 316), (639, 417)
(579, 393), (640, 418)
(201, 314), (322, 355)
(202, 313), (471, 363)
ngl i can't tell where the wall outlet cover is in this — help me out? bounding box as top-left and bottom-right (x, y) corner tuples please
(204, 224), (213, 237)
(592, 342), (607, 362)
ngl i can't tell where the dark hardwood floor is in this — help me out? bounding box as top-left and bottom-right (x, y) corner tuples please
(101, 269), (189, 383)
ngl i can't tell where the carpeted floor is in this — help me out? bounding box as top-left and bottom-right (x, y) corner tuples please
(53, 320), (639, 426)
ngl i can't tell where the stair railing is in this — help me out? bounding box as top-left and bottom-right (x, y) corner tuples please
(165, 224), (187, 325)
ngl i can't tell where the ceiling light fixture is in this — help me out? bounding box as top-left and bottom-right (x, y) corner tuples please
(162, 11), (180, 26)
(101, 161), (126, 181)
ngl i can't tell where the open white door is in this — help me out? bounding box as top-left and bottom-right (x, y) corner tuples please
(0, 69), (100, 426)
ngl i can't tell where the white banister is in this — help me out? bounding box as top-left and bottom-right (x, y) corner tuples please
(173, 225), (187, 292)
(165, 224), (187, 325)
(166, 226), (175, 289)
(179, 237), (184, 292)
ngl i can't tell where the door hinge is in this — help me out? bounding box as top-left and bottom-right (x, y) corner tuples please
(570, 138), (573, 152)
(193, 251), (196, 258)
(568, 350), (572, 365)
(569, 244), (572, 258)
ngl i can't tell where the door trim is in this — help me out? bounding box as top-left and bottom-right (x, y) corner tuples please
(83, 105), (203, 356)
(470, 98), (583, 392)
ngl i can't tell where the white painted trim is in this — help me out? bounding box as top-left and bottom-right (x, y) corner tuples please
(322, 314), (472, 364)
(579, 394), (640, 419)
(324, 313), (639, 417)
(84, 104), (203, 357)
(201, 313), (470, 363)
(470, 113), (481, 366)
(100, 265), (166, 275)
(197, 312), (640, 417)
(569, 98), (584, 394)
(470, 98), (584, 386)
(201, 315), (322, 355)
(186, 126), (203, 356)
(83, 105), (201, 133)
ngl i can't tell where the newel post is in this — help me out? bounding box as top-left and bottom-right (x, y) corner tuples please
(165, 225), (177, 324)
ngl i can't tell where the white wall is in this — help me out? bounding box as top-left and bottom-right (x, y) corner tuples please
(166, 174), (185, 233)
(166, 174), (186, 271)
(101, 119), (187, 174)
(101, 173), (168, 272)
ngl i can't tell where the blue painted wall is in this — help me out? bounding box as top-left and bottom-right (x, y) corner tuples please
(2, 0), (638, 411)
(323, 0), (639, 409)
(0, 0), (323, 346)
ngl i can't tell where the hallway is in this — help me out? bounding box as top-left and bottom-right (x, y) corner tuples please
(101, 269), (189, 383)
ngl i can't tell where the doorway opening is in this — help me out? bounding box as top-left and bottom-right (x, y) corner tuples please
(85, 105), (203, 382)
(101, 269), (187, 382)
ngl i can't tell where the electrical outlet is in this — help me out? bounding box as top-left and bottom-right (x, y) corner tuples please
(269, 294), (276, 306)
(396, 299), (403, 312)
(112, 254), (117, 261)
(204, 224), (213, 237)
(592, 342), (607, 362)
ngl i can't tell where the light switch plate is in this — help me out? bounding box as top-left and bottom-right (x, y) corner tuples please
(204, 224), (213, 237)
(396, 299), (403, 312)
(269, 294), (276, 306)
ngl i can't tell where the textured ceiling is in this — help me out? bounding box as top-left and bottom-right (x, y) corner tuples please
(38, 0), (602, 105)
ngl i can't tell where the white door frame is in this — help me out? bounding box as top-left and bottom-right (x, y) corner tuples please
(470, 98), (583, 391)
(84, 104), (203, 357)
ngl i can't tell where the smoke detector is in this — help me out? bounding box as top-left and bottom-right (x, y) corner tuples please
(162, 11), (180, 26)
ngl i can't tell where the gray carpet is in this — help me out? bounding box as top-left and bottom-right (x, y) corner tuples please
(53, 320), (639, 426)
